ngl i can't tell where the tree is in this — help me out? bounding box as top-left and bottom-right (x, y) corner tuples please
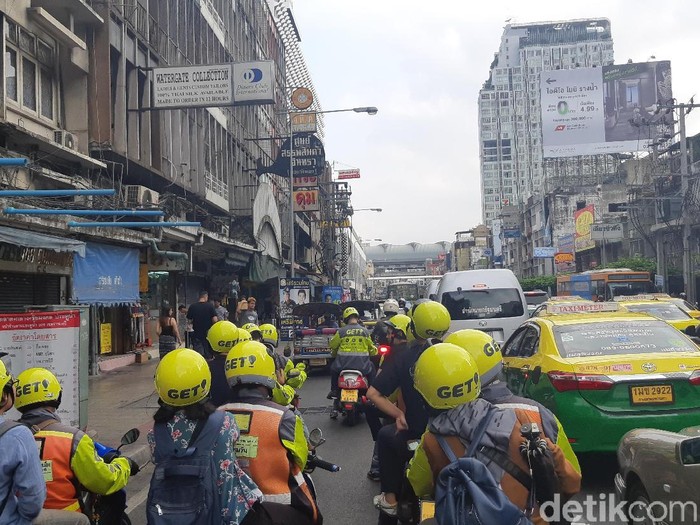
(519, 276), (556, 292)
(604, 257), (656, 273)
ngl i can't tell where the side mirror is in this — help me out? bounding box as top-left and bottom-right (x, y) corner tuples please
(283, 346), (292, 357)
(686, 326), (697, 337)
(429, 294), (437, 301)
(679, 436), (700, 465)
(120, 428), (140, 446)
(308, 428), (325, 447)
(529, 366), (542, 385)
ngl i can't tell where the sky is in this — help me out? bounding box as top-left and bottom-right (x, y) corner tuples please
(291, 0), (700, 245)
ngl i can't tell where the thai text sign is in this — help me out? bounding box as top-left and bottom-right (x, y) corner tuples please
(293, 190), (319, 212)
(279, 278), (310, 341)
(292, 176), (319, 189)
(591, 223), (624, 241)
(574, 205), (595, 253)
(291, 112), (317, 134)
(534, 247), (556, 258)
(338, 169), (360, 180)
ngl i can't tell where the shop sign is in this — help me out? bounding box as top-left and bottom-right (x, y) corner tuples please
(292, 175), (319, 189)
(293, 190), (320, 212)
(279, 277), (310, 341)
(100, 323), (112, 354)
(554, 252), (575, 264)
(534, 247), (556, 258)
(291, 112), (317, 133)
(338, 169), (360, 180)
(257, 134), (325, 179)
(73, 243), (139, 304)
(574, 205), (595, 252)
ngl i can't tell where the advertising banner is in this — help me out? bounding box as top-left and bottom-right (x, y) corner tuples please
(534, 247), (556, 258)
(231, 61), (275, 105)
(322, 286), (343, 304)
(541, 61), (672, 157)
(574, 205), (596, 253)
(153, 64), (233, 109)
(0, 311), (80, 426)
(557, 234), (575, 254)
(590, 222), (624, 241)
(503, 228), (521, 239)
(73, 242), (139, 304)
(337, 169), (360, 180)
(293, 190), (320, 212)
(279, 277), (310, 341)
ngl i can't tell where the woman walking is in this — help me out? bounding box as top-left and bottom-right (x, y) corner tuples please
(156, 305), (181, 359)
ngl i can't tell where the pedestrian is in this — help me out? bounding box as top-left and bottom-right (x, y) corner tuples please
(187, 290), (219, 359)
(177, 304), (189, 347)
(238, 298), (259, 326)
(0, 359), (46, 525)
(157, 305), (182, 359)
(206, 321), (241, 407)
(14, 367), (134, 521)
(213, 296), (229, 321)
(366, 301), (451, 517)
(406, 344), (581, 520)
(149, 349), (265, 524)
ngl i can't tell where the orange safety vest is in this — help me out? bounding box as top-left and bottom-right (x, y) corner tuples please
(222, 400), (319, 523)
(33, 422), (81, 511)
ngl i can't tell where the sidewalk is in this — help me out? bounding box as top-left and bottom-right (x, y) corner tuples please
(87, 357), (160, 466)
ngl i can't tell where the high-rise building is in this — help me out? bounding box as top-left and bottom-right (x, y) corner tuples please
(478, 19), (614, 226)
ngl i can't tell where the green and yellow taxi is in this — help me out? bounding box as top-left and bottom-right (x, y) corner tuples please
(502, 302), (700, 452)
(614, 295), (700, 334)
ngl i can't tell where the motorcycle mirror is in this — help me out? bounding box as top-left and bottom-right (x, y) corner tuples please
(308, 428), (325, 447)
(120, 428), (140, 447)
(283, 347), (292, 358)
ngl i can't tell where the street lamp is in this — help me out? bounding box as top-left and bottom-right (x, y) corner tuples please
(288, 106), (377, 277)
(350, 208), (382, 214)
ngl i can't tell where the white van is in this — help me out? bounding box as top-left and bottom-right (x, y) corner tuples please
(437, 269), (528, 344)
(426, 279), (441, 301)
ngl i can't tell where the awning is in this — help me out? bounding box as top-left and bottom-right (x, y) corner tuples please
(0, 226), (86, 257)
(248, 253), (285, 283)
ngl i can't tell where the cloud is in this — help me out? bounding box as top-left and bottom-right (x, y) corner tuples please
(292, 0), (700, 244)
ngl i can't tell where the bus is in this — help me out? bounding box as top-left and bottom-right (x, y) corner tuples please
(556, 268), (655, 301)
(368, 275), (442, 303)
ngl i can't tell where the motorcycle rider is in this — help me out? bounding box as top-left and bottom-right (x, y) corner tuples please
(242, 323), (264, 342)
(444, 329), (581, 474)
(207, 320), (241, 406)
(259, 323), (307, 391)
(328, 307), (377, 413)
(407, 343), (581, 522)
(14, 368), (134, 515)
(371, 298), (400, 346)
(149, 348), (264, 523)
(366, 313), (412, 482)
(366, 301), (450, 516)
(219, 341), (321, 525)
(0, 358), (46, 525)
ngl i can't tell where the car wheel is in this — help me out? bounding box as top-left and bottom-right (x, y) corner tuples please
(627, 482), (657, 525)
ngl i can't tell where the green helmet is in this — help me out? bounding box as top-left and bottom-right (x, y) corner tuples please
(343, 307), (359, 322)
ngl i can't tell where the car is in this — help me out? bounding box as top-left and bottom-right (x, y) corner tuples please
(616, 425), (700, 524)
(524, 289), (550, 316)
(501, 302), (700, 453)
(291, 302), (342, 368)
(652, 293), (700, 320)
(530, 297), (595, 317)
(615, 295), (700, 335)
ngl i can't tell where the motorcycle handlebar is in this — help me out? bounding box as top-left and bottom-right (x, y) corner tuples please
(309, 456), (340, 472)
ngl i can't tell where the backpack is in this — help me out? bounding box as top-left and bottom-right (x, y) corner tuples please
(147, 410), (224, 525)
(434, 407), (533, 525)
(0, 421), (22, 517)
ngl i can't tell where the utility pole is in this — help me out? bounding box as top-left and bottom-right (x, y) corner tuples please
(680, 104), (693, 303)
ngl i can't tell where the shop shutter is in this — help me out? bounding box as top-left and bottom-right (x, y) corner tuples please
(0, 273), (61, 312)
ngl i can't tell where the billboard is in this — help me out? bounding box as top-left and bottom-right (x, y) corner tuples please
(541, 61), (672, 157)
(321, 286), (342, 304)
(152, 61), (275, 109)
(533, 247), (556, 258)
(338, 169), (360, 180)
(293, 189), (319, 212)
(257, 134), (325, 179)
(279, 277), (310, 341)
(574, 205), (595, 252)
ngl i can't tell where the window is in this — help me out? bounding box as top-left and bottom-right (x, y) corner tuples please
(5, 22), (56, 121)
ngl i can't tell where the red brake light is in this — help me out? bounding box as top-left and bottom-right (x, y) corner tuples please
(379, 345), (390, 355)
(689, 370), (700, 386)
(547, 371), (614, 392)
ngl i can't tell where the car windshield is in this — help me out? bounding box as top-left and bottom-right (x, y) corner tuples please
(623, 303), (691, 321)
(608, 281), (655, 297)
(553, 320), (698, 358)
(525, 293), (549, 306)
(442, 288), (524, 320)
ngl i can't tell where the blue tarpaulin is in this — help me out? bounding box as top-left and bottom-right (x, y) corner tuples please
(72, 242), (139, 304)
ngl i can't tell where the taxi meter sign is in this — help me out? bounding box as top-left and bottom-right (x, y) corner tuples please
(613, 295), (656, 302)
(546, 302), (620, 314)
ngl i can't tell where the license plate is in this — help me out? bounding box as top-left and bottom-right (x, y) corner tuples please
(420, 501), (435, 521)
(309, 358), (327, 366)
(340, 389), (358, 402)
(630, 384), (674, 405)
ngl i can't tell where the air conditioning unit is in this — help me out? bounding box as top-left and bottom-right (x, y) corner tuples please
(53, 130), (76, 150)
(125, 185), (160, 207)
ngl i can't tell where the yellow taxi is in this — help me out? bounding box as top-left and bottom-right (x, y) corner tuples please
(501, 302), (700, 452)
(614, 295), (700, 334)
(531, 297), (596, 317)
(651, 293), (700, 319)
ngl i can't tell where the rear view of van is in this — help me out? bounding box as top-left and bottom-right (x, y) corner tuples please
(437, 269), (528, 344)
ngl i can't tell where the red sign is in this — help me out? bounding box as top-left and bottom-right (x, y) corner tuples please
(292, 175), (318, 188)
(338, 169), (360, 180)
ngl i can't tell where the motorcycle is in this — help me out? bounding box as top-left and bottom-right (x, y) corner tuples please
(304, 428), (340, 502)
(333, 369), (370, 426)
(85, 428), (141, 525)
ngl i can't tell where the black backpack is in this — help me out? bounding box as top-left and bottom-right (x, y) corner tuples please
(147, 411), (224, 525)
(434, 407), (533, 525)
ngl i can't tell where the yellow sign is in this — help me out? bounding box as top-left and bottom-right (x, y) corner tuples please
(100, 323), (112, 354)
(234, 435), (259, 458)
(139, 264), (149, 293)
(291, 112), (317, 133)
(630, 385), (673, 405)
(340, 389), (359, 403)
(420, 501), (435, 521)
(574, 205), (595, 252)
(233, 412), (252, 433)
(554, 252), (574, 264)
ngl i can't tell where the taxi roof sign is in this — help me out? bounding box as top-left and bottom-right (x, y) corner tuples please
(546, 302), (621, 314)
(613, 294), (657, 302)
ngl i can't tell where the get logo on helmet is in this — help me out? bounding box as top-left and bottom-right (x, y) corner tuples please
(16, 379), (55, 399)
(436, 372), (480, 400)
(167, 379), (208, 401)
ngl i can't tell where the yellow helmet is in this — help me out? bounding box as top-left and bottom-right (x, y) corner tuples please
(259, 323), (278, 345)
(409, 301), (451, 340)
(444, 330), (503, 385)
(225, 341), (276, 389)
(0, 359), (13, 393)
(343, 307), (360, 322)
(154, 349), (211, 407)
(385, 314), (411, 338)
(14, 368), (62, 410)
(413, 343), (481, 410)
(238, 329), (252, 343)
(242, 323), (262, 340)
(207, 321), (240, 354)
